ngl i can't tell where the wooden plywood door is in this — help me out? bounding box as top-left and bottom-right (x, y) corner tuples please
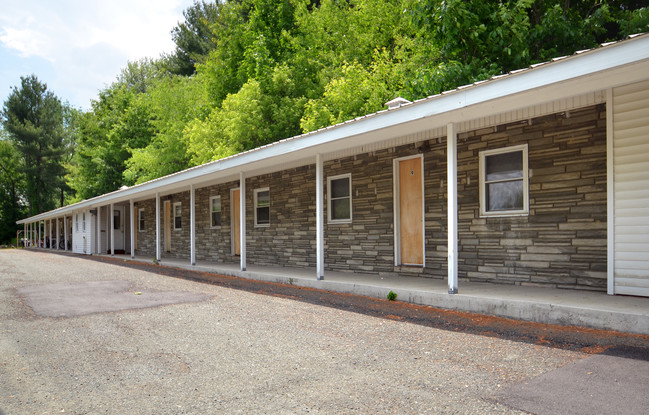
(232, 189), (240, 255)
(399, 157), (424, 265)
(164, 201), (171, 253)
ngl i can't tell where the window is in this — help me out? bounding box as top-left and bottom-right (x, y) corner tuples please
(82, 212), (86, 231)
(173, 202), (182, 230)
(479, 144), (529, 217)
(75, 213), (79, 231)
(138, 208), (145, 232)
(210, 196), (222, 228)
(113, 209), (120, 230)
(254, 188), (270, 227)
(328, 174), (352, 223)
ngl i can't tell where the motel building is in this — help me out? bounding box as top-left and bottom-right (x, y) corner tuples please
(18, 34), (649, 331)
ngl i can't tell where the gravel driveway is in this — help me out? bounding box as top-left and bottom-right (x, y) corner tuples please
(0, 250), (614, 414)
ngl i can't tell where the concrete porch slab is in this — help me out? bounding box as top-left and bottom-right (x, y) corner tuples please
(98, 253), (649, 335)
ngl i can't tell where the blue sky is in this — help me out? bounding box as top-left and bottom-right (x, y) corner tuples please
(0, 0), (195, 111)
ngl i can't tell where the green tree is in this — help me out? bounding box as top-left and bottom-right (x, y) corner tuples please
(63, 0), (649, 201)
(164, 1), (222, 76)
(66, 60), (162, 200)
(0, 133), (25, 243)
(1, 75), (67, 215)
(124, 74), (211, 184)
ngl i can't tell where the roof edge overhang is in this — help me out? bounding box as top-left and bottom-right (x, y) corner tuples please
(17, 33), (649, 224)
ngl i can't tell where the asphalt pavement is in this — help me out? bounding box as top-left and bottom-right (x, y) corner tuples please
(1, 249), (647, 414)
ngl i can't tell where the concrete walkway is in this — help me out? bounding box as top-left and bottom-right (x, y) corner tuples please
(96, 253), (649, 336)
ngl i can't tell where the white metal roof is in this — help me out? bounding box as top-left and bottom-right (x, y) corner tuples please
(18, 33), (649, 224)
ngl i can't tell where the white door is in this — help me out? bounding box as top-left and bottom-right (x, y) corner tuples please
(113, 207), (125, 251)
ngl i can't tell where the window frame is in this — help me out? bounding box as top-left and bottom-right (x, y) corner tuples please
(138, 208), (145, 232)
(173, 202), (182, 230)
(75, 213), (79, 232)
(209, 195), (222, 229)
(254, 187), (270, 227)
(478, 144), (529, 217)
(327, 173), (352, 224)
(82, 211), (86, 231)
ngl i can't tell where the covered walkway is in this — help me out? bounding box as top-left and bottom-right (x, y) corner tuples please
(98, 252), (649, 336)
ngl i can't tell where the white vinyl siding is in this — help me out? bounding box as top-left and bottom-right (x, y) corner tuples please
(613, 79), (649, 297)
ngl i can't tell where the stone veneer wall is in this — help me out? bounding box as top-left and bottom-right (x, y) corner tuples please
(131, 103), (606, 290)
(133, 192), (192, 260)
(323, 150), (397, 274)
(134, 198), (156, 258)
(195, 180), (239, 263)
(455, 104), (607, 290)
(245, 166), (317, 267)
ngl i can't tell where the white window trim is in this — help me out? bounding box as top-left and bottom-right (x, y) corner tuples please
(327, 173), (352, 224)
(209, 195), (222, 229)
(82, 211), (86, 231)
(138, 208), (145, 232)
(479, 144), (529, 217)
(254, 187), (270, 228)
(173, 202), (182, 230)
(75, 213), (79, 231)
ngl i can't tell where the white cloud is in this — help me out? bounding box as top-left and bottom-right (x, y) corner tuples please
(0, 0), (194, 109)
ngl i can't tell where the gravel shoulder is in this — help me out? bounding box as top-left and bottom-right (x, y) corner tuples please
(1, 249), (646, 414)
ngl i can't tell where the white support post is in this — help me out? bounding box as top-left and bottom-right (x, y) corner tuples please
(23, 223), (26, 247)
(240, 172), (246, 271)
(37, 221), (40, 248)
(130, 200), (135, 259)
(27, 222), (30, 246)
(110, 203), (115, 256)
(606, 88), (615, 295)
(156, 192), (161, 262)
(64, 217), (68, 251)
(97, 207), (102, 254)
(56, 218), (59, 250)
(447, 123), (459, 294)
(190, 184), (196, 266)
(316, 154), (325, 280)
(49, 219), (52, 249)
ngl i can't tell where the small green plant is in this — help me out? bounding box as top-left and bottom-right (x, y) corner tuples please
(387, 290), (397, 301)
(288, 278), (294, 285)
(153, 258), (159, 265)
